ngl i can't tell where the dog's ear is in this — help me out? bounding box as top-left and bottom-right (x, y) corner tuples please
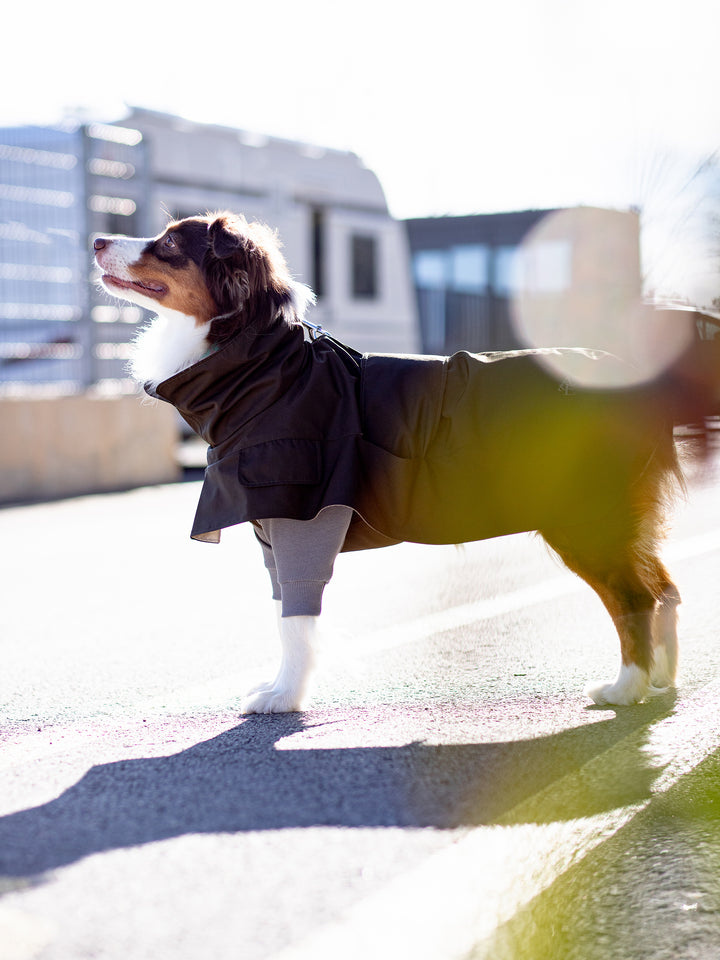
(203, 215), (254, 321)
(203, 214), (307, 343)
(208, 214), (247, 261)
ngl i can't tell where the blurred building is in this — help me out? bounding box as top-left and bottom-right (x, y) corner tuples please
(0, 109), (418, 393)
(120, 108), (418, 355)
(0, 121), (149, 391)
(405, 207), (642, 355)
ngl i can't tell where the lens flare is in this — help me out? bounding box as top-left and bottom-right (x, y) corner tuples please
(509, 209), (696, 389)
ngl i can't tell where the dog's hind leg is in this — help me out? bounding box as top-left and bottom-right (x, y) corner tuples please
(649, 559), (681, 688)
(584, 575), (659, 706)
(586, 608), (657, 706)
(542, 531), (665, 705)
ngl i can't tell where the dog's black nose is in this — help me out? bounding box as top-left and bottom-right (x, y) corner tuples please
(94, 237), (109, 251)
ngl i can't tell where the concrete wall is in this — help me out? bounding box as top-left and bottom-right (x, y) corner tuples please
(0, 392), (180, 503)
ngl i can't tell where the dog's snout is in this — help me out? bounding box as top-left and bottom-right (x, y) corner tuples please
(93, 237), (110, 251)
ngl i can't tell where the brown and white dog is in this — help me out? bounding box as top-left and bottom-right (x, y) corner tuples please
(94, 212), (715, 713)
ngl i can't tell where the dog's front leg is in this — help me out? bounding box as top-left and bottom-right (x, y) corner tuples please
(241, 606), (317, 714)
(243, 507), (351, 714)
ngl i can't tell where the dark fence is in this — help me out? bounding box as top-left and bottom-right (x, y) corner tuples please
(416, 287), (519, 355)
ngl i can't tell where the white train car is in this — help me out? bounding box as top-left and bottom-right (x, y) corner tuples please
(124, 108), (419, 355)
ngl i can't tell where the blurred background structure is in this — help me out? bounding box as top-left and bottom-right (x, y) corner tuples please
(407, 207), (643, 354)
(0, 121), (149, 392)
(0, 110), (421, 501)
(2, 107), (719, 502)
(0, 109), (417, 394)
(1, 0), (719, 503)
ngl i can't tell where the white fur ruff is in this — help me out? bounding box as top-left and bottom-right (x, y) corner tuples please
(129, 281), (313, 389)
(130, 311), (211, 388)
(284, 281), (315, 323)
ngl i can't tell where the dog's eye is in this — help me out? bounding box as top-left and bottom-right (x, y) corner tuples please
(163, 234), (177, 250)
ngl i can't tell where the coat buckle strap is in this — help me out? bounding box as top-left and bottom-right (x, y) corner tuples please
(302, 319), (326, 340)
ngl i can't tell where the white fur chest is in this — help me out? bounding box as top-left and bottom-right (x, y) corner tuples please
(130, 311), (211, 388)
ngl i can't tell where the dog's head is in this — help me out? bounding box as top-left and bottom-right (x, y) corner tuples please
(94, 212), (313, 344)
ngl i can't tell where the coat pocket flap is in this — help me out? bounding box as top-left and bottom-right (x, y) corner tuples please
(237, 438), (322, 487)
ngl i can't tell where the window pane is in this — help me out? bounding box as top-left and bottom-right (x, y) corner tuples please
(493, 246), (522, 295)
(351, 234), (378, 299)
(451, 245), (488, 292)
(523, 240), (571, 293)
(413, 250), (447, 289)
(311, 208), (325, 299)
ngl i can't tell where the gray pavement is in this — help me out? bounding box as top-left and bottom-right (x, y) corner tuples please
(1, 463), (720, 959)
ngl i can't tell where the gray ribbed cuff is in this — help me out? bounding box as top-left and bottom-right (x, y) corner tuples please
(280, 579), (326, 617)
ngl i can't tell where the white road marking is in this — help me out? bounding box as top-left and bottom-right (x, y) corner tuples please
(351, 574), (582, 656)
(336, 526), (720, 658)
(0, 906), (54, 960)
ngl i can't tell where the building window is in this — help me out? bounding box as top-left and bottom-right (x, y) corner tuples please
(450, 245), (488, 293)
(522, 240), (571, 293)
(311, 208), (325, 299)
(413, 250), (447, 289)
(413, 246), (489, 293)
(351, 234), (378, 299)
(493, 246), (522, 296)
(492, 242), (572, 296)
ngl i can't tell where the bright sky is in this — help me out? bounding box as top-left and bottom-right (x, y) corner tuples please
(2, 0), (716, 216)
(3, 0), (719, 303)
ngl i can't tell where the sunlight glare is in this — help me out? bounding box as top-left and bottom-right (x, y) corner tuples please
(509, 209), (697, 388)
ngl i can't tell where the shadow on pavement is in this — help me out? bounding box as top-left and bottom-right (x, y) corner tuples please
(0, 696), (677, 880)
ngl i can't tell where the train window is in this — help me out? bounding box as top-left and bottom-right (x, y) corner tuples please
(351, 234), (378, 299)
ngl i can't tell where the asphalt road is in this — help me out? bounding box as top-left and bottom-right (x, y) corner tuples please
(1, 454), (719, 960)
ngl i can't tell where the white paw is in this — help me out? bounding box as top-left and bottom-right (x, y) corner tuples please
(241, 614), (316, 714)
(586, 663), (651, 706)
(241, 684), (303, 714)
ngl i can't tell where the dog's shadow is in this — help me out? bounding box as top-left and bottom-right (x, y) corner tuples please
(0, 698), (676, 879)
